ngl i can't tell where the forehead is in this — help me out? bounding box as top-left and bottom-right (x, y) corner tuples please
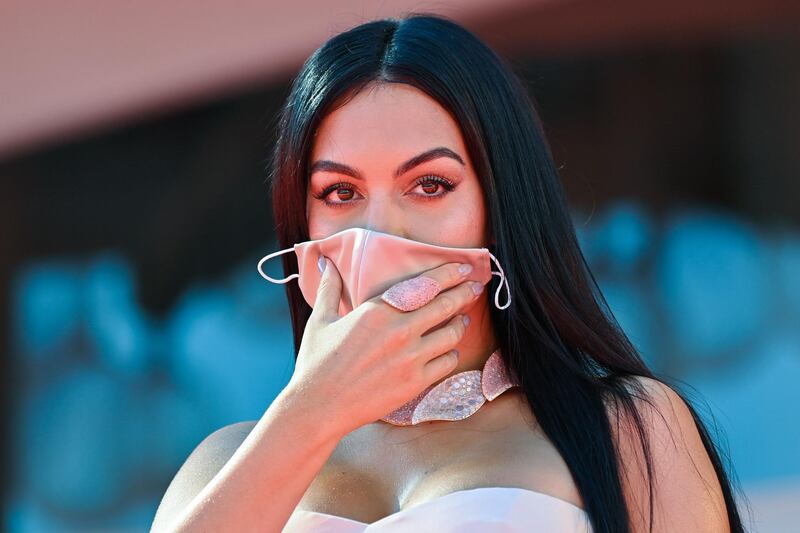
(310, 83), (469, 163)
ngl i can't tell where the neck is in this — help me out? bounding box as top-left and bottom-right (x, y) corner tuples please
(444, 295), (497, 378)
(376, 296), (514, 430)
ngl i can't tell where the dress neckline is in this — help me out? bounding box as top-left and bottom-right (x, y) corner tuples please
(293, 485), (588, 526)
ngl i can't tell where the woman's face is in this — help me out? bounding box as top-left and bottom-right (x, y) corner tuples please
(306, 83), (488, 248)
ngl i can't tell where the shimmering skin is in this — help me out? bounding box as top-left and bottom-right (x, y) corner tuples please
(380, 275), (442, 312)
(381, 349), (520, 426)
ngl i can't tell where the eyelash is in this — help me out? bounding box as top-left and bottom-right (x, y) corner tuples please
(311, 175), (457, 208)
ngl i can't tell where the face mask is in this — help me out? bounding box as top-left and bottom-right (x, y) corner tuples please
(257, 227), (511, 317)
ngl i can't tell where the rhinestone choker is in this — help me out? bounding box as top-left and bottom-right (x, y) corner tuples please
(380, 349), (520, 426)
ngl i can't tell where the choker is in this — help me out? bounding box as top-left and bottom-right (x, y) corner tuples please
(380, 349), (520, 426)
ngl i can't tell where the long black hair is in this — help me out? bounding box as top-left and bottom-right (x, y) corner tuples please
(267, 12), (749, 533)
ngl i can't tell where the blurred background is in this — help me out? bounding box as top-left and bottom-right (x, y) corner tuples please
(1, 1), (799, 531)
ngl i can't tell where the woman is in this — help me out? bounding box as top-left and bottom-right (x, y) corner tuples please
(151, 13), (749, 533)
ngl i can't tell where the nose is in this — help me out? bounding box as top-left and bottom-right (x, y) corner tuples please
(361, 196), (407, 239)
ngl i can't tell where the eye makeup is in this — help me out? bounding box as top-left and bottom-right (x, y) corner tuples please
(310, 174), (458, 208)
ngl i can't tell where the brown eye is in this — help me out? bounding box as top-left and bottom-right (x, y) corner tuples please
(336, 188), (355, 201)
(420, 181), (439, 195)
(311, 181), (362, 208)
(411, 175), (457, 201)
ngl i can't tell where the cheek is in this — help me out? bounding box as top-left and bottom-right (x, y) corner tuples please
(461, 199), (488, 246)
(454, 185), (487, 239)
(306, 199), (325, 239)
(412, 189), (487, 247)
(306, 198), (352, 240)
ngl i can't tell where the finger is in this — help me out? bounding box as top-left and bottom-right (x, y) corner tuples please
(406, 277), (483, 336)
(368, 261), (475, 315)
(311, 255), (342, 324)
(381, 275), (442, 312)
(414, 261), (475, 292)
(420, 348), (460, 384)
(415, 312), (469, 360)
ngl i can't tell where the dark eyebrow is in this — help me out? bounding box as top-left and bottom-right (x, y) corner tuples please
(309, 147), (465, 181)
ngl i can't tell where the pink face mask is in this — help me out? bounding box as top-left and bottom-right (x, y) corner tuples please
(257, 227), (511, 317)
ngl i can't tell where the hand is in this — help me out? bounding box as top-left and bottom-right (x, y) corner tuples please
(286, 258), (484, 435)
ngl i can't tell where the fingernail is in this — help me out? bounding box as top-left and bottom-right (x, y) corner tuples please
(462, 314), (470, 326)
(318, 255), (327, 273)
(458, 263), (473, 275)
(471, 281), (484, 295)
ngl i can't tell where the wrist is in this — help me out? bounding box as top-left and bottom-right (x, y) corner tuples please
(273, 381), (349, 446)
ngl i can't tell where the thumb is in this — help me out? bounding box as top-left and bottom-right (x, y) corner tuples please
(313, 255), (342, 322)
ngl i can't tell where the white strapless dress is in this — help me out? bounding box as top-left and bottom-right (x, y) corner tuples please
(281, 486), (593, 532)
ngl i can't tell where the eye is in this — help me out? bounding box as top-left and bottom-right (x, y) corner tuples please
(311, 181), (363, 208)
(410, 175), (456, 201)
(310, 174), (457, 209)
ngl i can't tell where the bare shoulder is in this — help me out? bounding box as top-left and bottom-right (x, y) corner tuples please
(605, 375), (730, 533)
(150, 420), (258, 532)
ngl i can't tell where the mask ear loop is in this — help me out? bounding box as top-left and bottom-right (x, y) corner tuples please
(257, 247), (300, 283)
(488, 251), (511, 310)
